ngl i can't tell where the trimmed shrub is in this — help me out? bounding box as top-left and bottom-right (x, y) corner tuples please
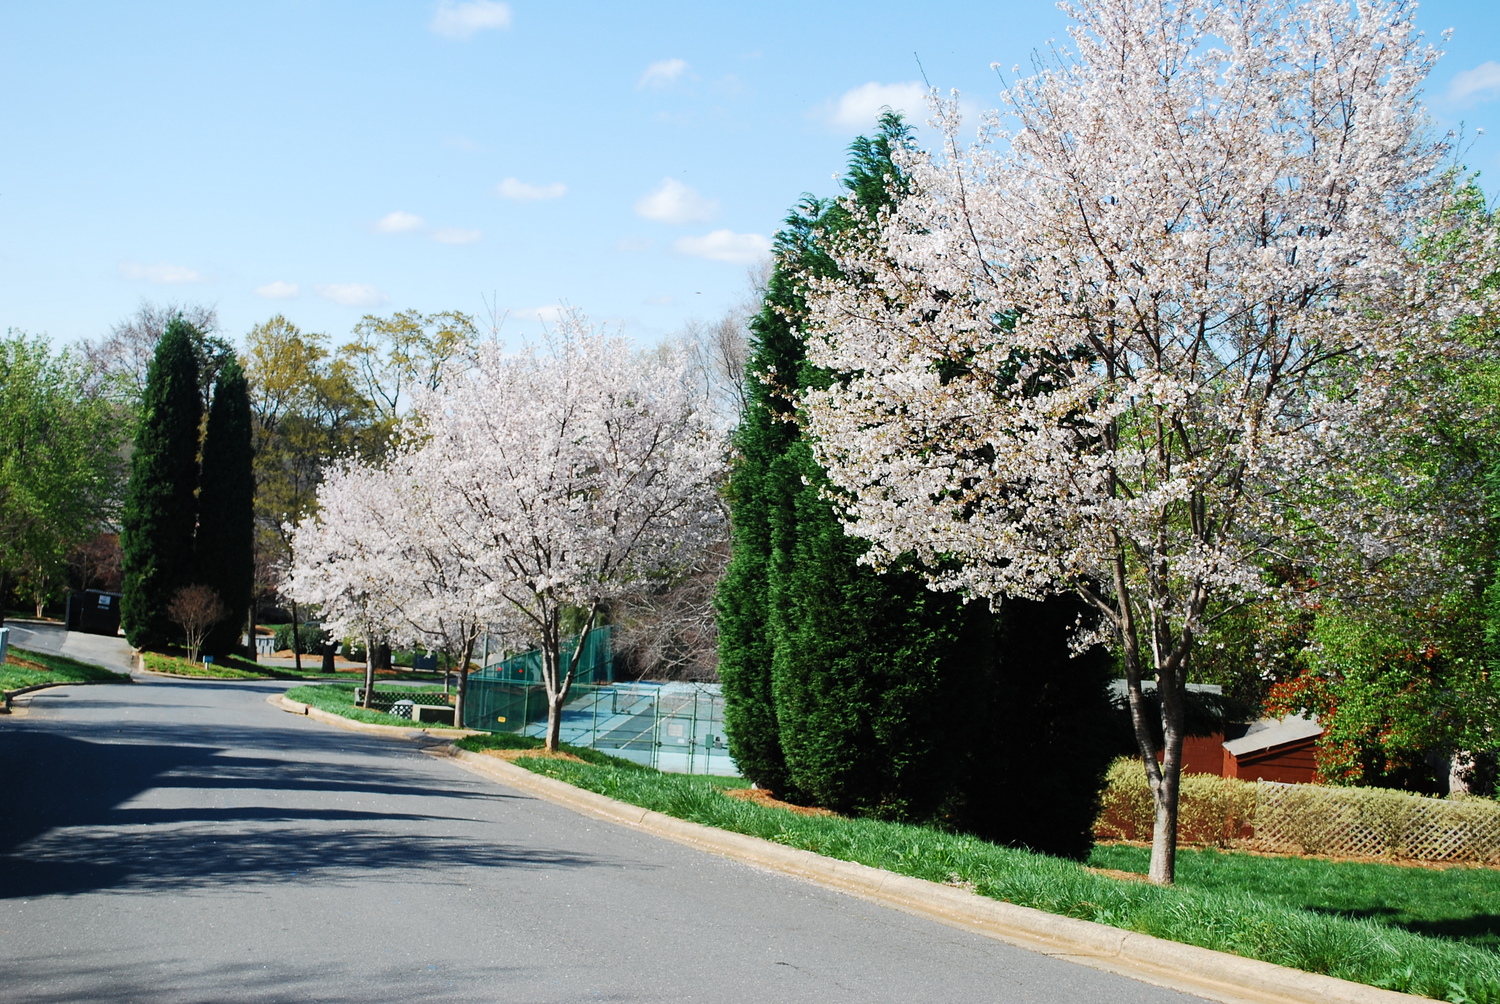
(1096, 758), (1257, 848)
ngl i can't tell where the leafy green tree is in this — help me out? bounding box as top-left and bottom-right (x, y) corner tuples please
(120, 318), (201, 649)
(195, 357), (255, 656)
(0, 333), (127, 622)
(245, 315), (379, 667)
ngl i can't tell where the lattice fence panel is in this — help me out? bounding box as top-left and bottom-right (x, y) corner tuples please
(1249, 782), (1500, 863)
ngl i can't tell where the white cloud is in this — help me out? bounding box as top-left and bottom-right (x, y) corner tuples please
(375, 210), (426, 234)
(316, 283), (387, 308)
(496, 177), (567, 201)
(1450, 61), (1500, 103)
(634, 178), (718, 225)
(638, 58), (689, 89)
(254, 281), (300, 300)
(118, 261), (204, 284)
(822, 81), (928, 131)
(514, 304), (566, 323)
(673, 229), (771, 264)
(432, 227), (482, 245)
(430, 0), (511, 39)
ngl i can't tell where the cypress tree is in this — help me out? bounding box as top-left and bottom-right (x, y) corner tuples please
(195, 356), (255, 656)
(964, 594), (1118, 859)
(718, 113), (1117, 855)
(715, 222), (809, 794)
(121, 318), (202, 650)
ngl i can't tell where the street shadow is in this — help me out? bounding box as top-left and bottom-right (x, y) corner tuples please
(0, 728), (608, 899)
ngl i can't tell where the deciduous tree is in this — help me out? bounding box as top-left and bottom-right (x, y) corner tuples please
(799, 0), (1492, 883)
(415, 314), (722, 750)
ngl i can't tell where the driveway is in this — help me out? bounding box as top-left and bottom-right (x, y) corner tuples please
(0, 674), (1204, 1003)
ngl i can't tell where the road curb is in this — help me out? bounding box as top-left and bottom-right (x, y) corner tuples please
(445, 748), (1424, 1004)
(269, 693), (481, 740)
(2, 676), (129, 713)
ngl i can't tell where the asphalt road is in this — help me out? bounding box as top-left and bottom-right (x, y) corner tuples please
(0, 658), (1206, 1003)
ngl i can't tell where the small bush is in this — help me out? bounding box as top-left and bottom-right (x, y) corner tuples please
(1095, 757), (1256, 847)
(272, 622), (330, 655)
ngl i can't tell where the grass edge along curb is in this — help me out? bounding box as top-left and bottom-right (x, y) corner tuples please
(3, 646), (132, 710)
(270, 692), (481, 739)
(445, 748), (1457, 1004)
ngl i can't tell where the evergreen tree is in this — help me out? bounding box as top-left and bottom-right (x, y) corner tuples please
(121, 318), (202, 650)
(718, 113), (1117, 855)
(195, 356), (255, 656)
(714, 222), (808, 794)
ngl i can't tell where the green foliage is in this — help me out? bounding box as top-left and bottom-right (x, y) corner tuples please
(0, 333), (127, 613)
(768, 437), (995, 822)
(514, 756), (1500, 1001)
(120, 318), (202, 650)
(271, 622), (331, 654)
(1, 645), (131, 691)
(1096, 758), (1259, 847)
(965, 595), (1119, 858)
(1268, 604), (1500, 793)
(716, 112), (1114, 857)
(139, 650), (268, 679)
(195, 357), (255, 656)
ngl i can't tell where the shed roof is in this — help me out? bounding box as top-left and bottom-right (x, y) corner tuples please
(1223, 714), (1322, 757)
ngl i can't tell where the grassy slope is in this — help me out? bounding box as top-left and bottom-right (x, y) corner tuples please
(1090, 843), (1500, 953)
(284, 682), (460, 728)
(496, 756), (1499, 1003)
(2, 646), (131, 691)
(141, 651), (271, 679)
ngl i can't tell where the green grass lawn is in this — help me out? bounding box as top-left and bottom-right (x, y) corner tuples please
(1089, 842), (1500, 953)
(284, 682), (463, 728)
(2, 645), (131, 691)
(141, 650), (274, 679)
(486, 754), (1499, 1003)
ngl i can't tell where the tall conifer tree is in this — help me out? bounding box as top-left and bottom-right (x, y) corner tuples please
(121, 318), (201, 650)
(196, 356), (255, 656)
(718, 114), (1116, 854)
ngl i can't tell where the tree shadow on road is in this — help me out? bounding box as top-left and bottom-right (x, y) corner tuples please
(0, 728), (610, 899)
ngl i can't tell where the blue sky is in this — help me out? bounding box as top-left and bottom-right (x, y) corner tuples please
(3, 0), (1498, 351)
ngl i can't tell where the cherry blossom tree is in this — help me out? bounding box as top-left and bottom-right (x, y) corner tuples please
(799, 0), (1495, 883)
(284, 461), (406, 708)
(415, 313), (723, 750)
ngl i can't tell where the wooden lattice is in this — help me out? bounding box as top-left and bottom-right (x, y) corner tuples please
(1248, 782), (1500, 864)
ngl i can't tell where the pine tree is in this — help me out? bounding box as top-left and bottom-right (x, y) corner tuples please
(121, 318), (202, 650)
(195, 356), (255, 656)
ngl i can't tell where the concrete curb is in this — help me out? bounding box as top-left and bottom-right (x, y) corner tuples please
(267, 693), (1425, 1004)
(269, 693), (481, 740)
(444, 748), (1424, 1004)
(2, 676), (129, 713)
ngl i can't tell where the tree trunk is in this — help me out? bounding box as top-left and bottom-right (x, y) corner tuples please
(290, 599), (302, 673)
(361, 633), (375, 708)
(454, 635), (476, 730)
(545, 691), (564, 750)
(321, 640), (335, 674)
(247, 605), (257, 662)
(541, 603), (601, 752)
(1149, 712), (1185, 885)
